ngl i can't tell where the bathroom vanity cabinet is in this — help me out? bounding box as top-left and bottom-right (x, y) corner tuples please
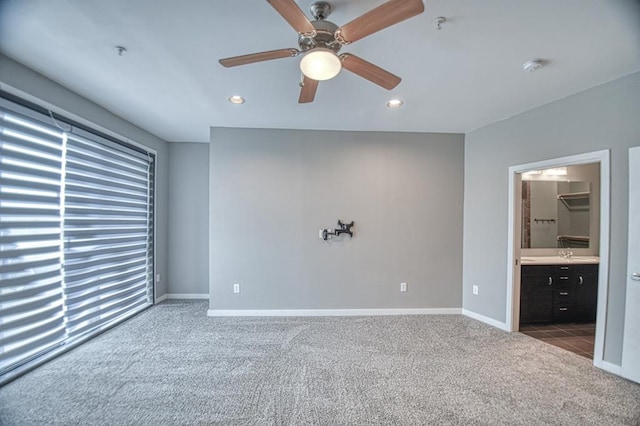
(520, 264), (598, 324)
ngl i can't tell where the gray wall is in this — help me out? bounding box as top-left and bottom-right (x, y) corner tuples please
(210, 128), (464, 310)
(168, 142), (210, 295)
(0, 54), (171, 298)
(463, 71), (640, 364)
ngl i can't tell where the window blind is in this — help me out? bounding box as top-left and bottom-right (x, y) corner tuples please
(63, 132), (153, 338)
(0, 97), (155, 381)
(0, 108), (66, 375)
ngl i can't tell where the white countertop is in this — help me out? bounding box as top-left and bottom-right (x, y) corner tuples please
(521, 256), (600, 265)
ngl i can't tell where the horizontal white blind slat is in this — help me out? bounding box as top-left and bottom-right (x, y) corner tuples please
(64, 271), (147, 302)
(64, 267), (147, 294)
(66, 155), (148, 182)
(66, 133), (149, 164)
(0, 323), (66, 369)
(65, 293), (149, 338)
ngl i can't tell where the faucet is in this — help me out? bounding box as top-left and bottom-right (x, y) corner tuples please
(559, 249), (573, 259)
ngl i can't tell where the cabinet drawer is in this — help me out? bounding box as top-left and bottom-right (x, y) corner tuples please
(554, 289), (573, 301)
(555, 275), (572, 287)
(553, 265), (572, 273)
(553, 306), (573, 322)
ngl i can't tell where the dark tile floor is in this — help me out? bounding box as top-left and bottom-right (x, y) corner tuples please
(519, 322), (595, 358)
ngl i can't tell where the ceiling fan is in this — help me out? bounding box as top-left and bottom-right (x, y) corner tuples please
(219, 0), (425, 103)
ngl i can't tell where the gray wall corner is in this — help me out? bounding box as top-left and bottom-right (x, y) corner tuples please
(168, 142), (211, 295)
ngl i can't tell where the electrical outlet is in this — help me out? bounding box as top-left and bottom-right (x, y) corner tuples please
(156, 273), (161, 283)
(233, 283), (240, 294)
(472, 285), (478, 295)
(400, 282), (407, 292)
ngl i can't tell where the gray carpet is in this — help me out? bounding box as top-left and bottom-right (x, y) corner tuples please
(1, 300), (639, 425)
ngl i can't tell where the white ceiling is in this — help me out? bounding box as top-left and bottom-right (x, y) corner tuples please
(1, 0), (639, 143)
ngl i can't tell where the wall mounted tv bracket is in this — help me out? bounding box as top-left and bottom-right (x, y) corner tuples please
(319, 220), (354, 241)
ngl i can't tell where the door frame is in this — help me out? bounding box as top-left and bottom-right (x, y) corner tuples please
(621, 146), (640, 382)
(506, 150), (610, 369)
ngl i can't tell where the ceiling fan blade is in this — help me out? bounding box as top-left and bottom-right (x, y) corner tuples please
(267, 0), (316, 35)
(219, 48), (299, 67)
(340, 53), (401, 90)
(298, 76), (319, 103)
(336, 0), (424, 44)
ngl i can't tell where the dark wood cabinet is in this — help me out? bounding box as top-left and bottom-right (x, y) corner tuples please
(520, 264), (598, 324)
(520, 266), (554, 323)
(574, 265), (598, 322)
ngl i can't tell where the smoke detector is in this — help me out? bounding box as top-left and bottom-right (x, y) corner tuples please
(522, 59), (543, 72)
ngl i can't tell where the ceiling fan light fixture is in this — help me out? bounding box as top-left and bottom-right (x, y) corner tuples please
(300, 48), (341, 81)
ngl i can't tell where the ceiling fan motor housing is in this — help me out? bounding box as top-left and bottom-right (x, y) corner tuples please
(298, 19), (341, 53)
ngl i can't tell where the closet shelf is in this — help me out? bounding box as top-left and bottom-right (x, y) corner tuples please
(557, 235), (589, 243)
(557, 191), (590, 210)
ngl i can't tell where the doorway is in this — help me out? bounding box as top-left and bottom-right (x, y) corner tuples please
(505, 150), (610, 368)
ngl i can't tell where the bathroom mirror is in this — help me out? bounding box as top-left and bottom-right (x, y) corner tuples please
(521, 181), (590, 249)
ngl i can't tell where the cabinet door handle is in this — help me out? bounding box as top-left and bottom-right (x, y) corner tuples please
(559, 307), (568, 311)
(548, 277), (552, 285)
(559, 292), (569, 296)
(578, 276), (583, 285)
(560, 276), (569, 280)
(560, 266), (569, 270)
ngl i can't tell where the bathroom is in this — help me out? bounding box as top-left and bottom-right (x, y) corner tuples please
(517, 163), (600, 358)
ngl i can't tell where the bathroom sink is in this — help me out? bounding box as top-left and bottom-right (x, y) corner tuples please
(521, 256), (599, 265)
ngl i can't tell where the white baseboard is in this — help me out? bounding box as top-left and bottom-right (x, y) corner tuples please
(166, 293), (209, 300)
(155, 294), (168, 303)
(207, 308), (461, 317)
(462, 309), (510, 331)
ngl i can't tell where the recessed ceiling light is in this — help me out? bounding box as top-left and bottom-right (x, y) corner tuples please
(386, 99), (404, 108)
(228, 95), (245, 104)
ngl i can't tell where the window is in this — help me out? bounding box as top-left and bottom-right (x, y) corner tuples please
(0, 97), (155, 383)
